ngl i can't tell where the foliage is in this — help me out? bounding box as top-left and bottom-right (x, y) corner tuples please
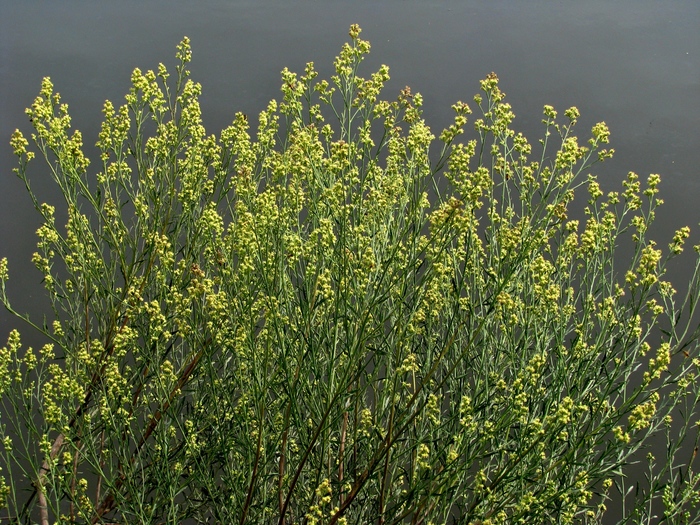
(3, 25), (700, 524)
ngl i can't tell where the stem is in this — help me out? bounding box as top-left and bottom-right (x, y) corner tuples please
(338, 411), (348, 507)
(70, 447), (79, 522)
(37, 487), (49, 525)
(91, 345), (205, 522)
(278, 426), (288, 525)
(240, 403), (265, 525)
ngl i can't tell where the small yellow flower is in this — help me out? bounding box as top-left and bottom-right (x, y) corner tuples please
(0, 258), (8, 281)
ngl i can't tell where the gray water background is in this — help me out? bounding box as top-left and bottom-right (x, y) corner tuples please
(0, 1), (699, 521)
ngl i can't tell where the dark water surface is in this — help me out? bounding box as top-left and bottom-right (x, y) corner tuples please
(0, 0), (699, 521)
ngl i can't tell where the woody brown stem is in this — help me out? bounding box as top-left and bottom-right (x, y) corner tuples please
(91, 345), (204, 522)
(37, 487), (49, 525)
(21, 310), (132, 519)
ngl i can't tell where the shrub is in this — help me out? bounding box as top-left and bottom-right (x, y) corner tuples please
(2, 25), (700, 524)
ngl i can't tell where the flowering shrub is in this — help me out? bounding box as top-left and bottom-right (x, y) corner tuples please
(2, 25), (700, 524)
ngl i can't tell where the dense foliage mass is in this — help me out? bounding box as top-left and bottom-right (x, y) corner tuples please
(2, 25), (700, 524)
